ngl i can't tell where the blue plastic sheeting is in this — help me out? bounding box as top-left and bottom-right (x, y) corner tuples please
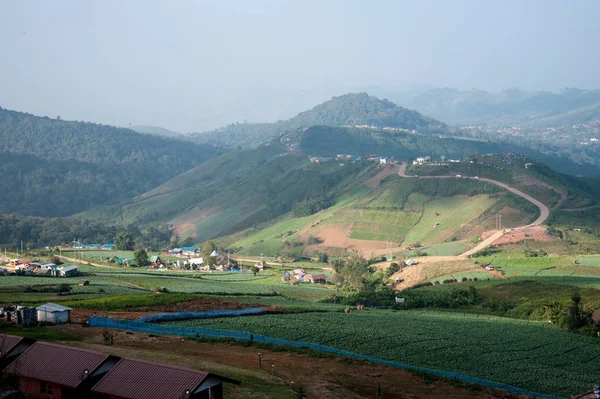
(89, 316), (565, 399)
(139, 307), (263, 322)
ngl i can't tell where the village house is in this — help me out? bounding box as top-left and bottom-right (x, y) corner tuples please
(309, 274), (327, 284)
(53, 265), (79, 277)
(149, 255), (162, 266)
(182, 247), (198, 256)
(91, 358), (239, 399)
(4, 342), (121, 399)
(0, 334), (34, 369)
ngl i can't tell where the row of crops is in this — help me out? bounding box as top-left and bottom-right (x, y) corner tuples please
(159, 310), (599, 397)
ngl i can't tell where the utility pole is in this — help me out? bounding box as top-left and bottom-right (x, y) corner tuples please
(496, 214), (502, 230)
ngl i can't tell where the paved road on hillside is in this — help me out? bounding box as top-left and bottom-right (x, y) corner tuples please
(398, 162), (550, 226)
(397, 162), (557, 257)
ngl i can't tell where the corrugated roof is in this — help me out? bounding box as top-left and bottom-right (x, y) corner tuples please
(0, 334), (24, 358)
(91, 358), (208, 399)
(4, 342), (109, 388)
(36, 303), (72, 312)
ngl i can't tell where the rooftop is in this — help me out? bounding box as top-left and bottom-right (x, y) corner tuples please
(5, 342), (110, 388)
(91, 358), (209, 399)
(0, 334), (24, 359)
(37, 303), (73, 312)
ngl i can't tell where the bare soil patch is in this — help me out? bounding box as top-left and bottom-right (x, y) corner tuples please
(171, 206), (221, 237)
(364, 165), (398, 188)
(314, 225), (390, 256)
(70, 298), (266, 323)
(493, 226), (554, 245)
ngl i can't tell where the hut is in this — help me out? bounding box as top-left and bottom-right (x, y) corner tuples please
(36, 303), (72, 324)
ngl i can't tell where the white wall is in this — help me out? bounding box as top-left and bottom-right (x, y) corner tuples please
(37, 310), (69, 324)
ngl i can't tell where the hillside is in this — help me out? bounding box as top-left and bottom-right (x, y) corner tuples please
(295, 125), (600, 176)
(0, 107), (216, 216)
(130, 125), (183, 138)
(399, 87), (600, 126)
(102, 143), (379, 242)
(190, 93), (449, 148)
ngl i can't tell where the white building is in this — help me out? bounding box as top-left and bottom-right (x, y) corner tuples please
(37, 303), (72, 324)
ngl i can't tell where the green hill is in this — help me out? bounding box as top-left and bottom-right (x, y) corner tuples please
(190, 93), (449, 148)
(0, 107), (217, 216)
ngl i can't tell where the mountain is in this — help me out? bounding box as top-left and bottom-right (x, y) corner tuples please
(130, 125), (183, 138)
(398, 87), (600, 126)
(0, 107), (217, 217)
(190, 93), (449, 148)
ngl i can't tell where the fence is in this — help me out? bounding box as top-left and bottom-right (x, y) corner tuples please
(139, 307), (263, 322)
(89, 316), (564, 399)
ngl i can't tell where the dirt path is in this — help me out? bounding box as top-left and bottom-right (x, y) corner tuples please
(54, 326), (534, 399)
(58, 255), (117, 269)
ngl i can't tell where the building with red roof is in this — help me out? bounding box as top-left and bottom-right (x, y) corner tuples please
(91, 358), (237, 399)
(4, 341), (120, 399)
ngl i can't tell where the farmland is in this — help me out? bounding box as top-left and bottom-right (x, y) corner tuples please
(159, 309), (599, 397)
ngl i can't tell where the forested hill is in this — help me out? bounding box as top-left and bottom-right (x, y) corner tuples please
(190, 93), (449, 148)
(0, 107), (217, 217)
(400, 87), (600, 126)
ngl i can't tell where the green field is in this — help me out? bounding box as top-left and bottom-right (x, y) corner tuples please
(159, 309), (599, 397)
(349, 209), (420, 242)
(403, 196), (496, 246)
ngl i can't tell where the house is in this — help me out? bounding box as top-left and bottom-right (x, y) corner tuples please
(405, 259), (415, 266)
(0, 334), (34, 369)
(524, 162), (533, 169)
(88, 244), (102, 249)
(78, 279), (90, 286)
(102, 242), (116, 250)
(485, 265), (495, 271)
(182, 247), (198, 256)
(309, 274), (327, 284)
(169, 248), (182, 255)
(91, 358), (240, 399)
(379, 158), (387, 165)
(118, 258), (134, 267)
(149, 255), (162, 266)
(4, 342), (120, 399)
(37, 303), (72, 324)
(54, 265), (79, 277)
(210, 250), (219, 257)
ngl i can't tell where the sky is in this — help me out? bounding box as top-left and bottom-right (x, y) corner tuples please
(1, 0), (599, 132)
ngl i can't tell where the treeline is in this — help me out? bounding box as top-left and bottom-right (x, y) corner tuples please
(0, 107), (216, 216)
(0, 214), (172, 249)
(292, 197), (331, 217)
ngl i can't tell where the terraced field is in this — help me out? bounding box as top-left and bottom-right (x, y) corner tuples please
(160, 309), (600, 397)
(403, 196), (497, 246)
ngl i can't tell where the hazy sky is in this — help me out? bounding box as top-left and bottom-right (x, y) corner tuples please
(1, 0), (599, 132)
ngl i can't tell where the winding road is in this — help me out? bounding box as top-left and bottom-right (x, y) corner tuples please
(397, 162), (561, 257)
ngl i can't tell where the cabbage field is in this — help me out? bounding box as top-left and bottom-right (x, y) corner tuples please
(160, 310), (599, 397)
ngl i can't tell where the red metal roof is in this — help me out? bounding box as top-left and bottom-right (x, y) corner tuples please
(91, 358), (209, 399)
(4, 342), (109, 388)
(0, 334), (24, 358)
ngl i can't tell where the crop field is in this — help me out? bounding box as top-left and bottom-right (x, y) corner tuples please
(403, 196), (496, 246)
(159, 309), (599, 396)
(61, 250), (176, 263)
(421, 242), (467, 256)
(429, 270), (497, 283)
(475, 256), (575, 277)
(349, 210), (420, 242)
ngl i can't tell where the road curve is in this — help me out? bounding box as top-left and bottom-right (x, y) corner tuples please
(398, 163), (549, 227)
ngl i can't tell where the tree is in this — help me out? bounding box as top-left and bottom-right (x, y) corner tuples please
(133, 248), (149, 267)
(386, 262), (400, 277)
(202, 241), (217, 266)
(293, 387), (307, 399)
(252, 266), (260, 276)
(115, 232), (134, 250)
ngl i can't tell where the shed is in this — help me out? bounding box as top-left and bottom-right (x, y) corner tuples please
(149, 255), (162, 265)
(78, 279), (90, 286)
(91, 358), (239, 399)
(37, 303), (72, 324)
(4, 342), (119, 399)
(56, 265), (79, 277)
(405, 259), (415, 266)
(310, 274), (327, 284)
(182, 247), (198, 256)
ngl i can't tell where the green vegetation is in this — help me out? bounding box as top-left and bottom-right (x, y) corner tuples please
(159, 309), (599, 396)
(191, 93), (447, 148)
(0, 107), (216, 217)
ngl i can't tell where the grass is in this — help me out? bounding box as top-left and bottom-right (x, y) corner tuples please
(0, 325), (81, 341)
(403, 196), (497, 246)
